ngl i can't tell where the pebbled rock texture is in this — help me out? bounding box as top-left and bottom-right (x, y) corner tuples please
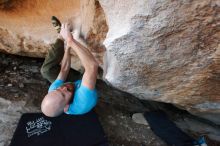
(99, 0), (220, 123)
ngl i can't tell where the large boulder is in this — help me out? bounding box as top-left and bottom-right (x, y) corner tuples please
(99, 0), (220, 123)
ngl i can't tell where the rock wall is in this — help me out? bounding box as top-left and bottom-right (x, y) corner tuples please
(0, 0), (219, 124)
(0, 0), (107, 68)
(0, 0), (80, 57)
(100, 0), (220, 123)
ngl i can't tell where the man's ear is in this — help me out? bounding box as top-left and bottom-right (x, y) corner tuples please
(64, 104), (70, 112)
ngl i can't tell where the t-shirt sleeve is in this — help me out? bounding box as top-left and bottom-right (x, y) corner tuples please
(48, 79), (64, 92)
(77, 80), (97, 97)
(66, 80), (98, 115)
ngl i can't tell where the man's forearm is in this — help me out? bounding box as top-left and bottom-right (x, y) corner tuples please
(68, 39), (98, 71)
(57, 47), (71, 81)
(60, 47), (71, 72)
(60, 23), (98, 89)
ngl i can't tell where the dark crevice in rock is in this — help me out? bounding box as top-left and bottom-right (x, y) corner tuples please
(140, 99), (220, 128)
(96, 79), (147, 113)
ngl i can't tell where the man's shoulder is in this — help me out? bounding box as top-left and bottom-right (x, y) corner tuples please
(48, 79), (64, 92)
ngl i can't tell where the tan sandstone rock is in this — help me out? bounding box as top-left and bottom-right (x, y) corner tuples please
(99, 0), (220, 123)
(0, 0), (80, 57)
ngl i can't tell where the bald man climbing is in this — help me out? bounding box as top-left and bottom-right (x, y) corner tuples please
(40, 17), (98, 117)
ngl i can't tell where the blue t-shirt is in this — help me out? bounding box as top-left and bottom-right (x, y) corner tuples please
(48, 79), (98, 115)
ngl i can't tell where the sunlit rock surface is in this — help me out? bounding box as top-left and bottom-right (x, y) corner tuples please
(0, 0), (219, 125)
(0, 0), (81, 57)
(99, 0), (220, 123)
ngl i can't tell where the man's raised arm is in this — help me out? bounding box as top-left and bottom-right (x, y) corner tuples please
(60, 23), (98, 89)
(56, 46), (71, 81)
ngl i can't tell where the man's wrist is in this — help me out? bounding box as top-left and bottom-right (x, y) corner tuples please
(67, 38), (77, 48)
(67, 36), (73, 43)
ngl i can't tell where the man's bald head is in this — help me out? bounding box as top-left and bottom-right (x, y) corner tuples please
(41, 91), (66, 117)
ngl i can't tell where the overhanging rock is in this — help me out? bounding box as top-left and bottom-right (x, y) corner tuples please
(99, 0), (220, 123)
